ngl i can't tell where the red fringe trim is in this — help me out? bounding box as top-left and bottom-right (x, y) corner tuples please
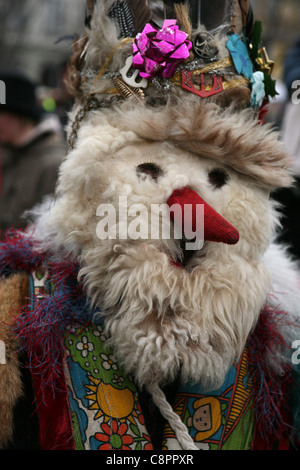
(248, 306), (296, 450)
(258, 100), (269, 125)
(32, 350), (75, 450)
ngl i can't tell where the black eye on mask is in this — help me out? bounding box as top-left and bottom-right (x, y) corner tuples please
(136, 163), (163, 181)
(208, 168), (229, 189)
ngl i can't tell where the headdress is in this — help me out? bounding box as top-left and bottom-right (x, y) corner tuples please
(66, 0), (276, 154)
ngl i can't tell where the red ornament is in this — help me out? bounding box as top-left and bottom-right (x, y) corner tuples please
(181, 71), (224, 98)
(257, 100), (269, 125)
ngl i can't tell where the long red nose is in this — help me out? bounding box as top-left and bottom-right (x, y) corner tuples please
(167, 186), (239, 245)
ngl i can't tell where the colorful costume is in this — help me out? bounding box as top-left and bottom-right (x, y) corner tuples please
(1, 0), (300, 451)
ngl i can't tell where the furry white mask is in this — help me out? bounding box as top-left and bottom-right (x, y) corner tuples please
(81, 143), (273, 391)
(33, 109), (283, 392)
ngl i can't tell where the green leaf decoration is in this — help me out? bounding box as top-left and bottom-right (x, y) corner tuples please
(130, 423), (140, 437)
(250, 20), (263, 63)
(264, 73), (278, 99)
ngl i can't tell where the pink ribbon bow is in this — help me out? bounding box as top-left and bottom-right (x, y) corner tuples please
(132, 20), (192, 80)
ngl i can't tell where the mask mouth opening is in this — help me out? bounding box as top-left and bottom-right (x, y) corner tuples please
(170, 236), (207, 271)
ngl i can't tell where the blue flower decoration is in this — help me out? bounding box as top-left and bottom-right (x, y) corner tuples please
(227, 34), (253, 79)
(250, 71), (265, 109)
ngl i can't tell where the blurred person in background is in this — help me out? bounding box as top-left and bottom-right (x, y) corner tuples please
(0, 70), (65, 233)
(273, 37), (300, 261)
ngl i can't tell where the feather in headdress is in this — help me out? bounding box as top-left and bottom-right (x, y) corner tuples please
(109, 0), (136, 38)
(127, 0), (152, 34)
(148, 0), (165, 27)
(109, 0), (152, 38)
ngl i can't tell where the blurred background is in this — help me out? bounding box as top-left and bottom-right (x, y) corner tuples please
(0, 0), (300, 258)
(0, 0), (85, 82)
(252, 0), (300, 78)
(0, 0), (86, 124)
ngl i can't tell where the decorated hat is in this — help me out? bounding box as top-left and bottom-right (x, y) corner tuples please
(66, 0), (277, 153)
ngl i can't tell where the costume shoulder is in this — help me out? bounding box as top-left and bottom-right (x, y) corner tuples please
(0, 272), (29, 449)
(264, 243), (300, 320)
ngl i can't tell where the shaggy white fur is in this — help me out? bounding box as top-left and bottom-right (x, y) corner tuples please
(30, 116), (285, 391)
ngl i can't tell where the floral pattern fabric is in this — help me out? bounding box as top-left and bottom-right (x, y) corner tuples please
(64, 323), (153, 450)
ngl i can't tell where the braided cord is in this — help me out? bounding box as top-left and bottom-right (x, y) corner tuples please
(148, 382), (199, 451)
